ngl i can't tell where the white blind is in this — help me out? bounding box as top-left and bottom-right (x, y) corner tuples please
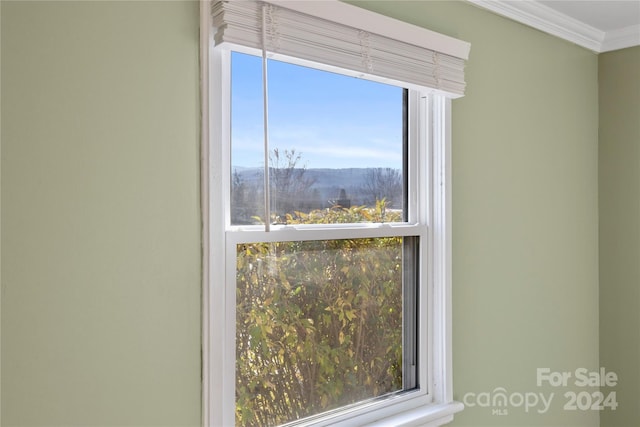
(211, 0), (469, 97)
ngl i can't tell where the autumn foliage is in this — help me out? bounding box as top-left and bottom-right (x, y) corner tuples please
(236, 202), (404, 426)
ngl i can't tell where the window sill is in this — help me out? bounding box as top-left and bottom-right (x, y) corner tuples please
(366, 401), (464, 427)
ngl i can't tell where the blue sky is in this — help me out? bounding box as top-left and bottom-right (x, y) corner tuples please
(231, 52), (404, 170)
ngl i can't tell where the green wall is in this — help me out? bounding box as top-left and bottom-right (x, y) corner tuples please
(0, 1), (611, 426)
(599, 46), (640, 427)
(1, 1), (201, 425)
(351, 2), (600, 426)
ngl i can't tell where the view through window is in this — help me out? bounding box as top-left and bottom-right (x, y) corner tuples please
(230, 52), (418, 426)
(230, 52), (406, 225)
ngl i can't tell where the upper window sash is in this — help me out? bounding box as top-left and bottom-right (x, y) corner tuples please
(223, 73), (425, 231)
(228, 52), (411, 229)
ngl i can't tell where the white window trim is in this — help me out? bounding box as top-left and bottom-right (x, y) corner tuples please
(200, 1), (462, 426)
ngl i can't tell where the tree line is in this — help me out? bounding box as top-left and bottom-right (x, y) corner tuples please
(232, 149), (403, 224)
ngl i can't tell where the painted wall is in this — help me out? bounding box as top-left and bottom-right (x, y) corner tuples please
(353, 2), (600, 426)
(599, 46), (640, 427)
(2, 1), (603, 426)
(1, 1), (201, 425)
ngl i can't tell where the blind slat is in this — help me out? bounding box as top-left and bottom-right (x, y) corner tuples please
(212, 0), (468, 97)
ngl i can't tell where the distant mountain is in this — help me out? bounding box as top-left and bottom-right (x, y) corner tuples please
(230, 167), (403, 224)
(232, 167), (392, 201)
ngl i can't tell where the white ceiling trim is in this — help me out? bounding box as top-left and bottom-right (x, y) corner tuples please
(468, 0), (639, 53)
(601, 24), (640, 52)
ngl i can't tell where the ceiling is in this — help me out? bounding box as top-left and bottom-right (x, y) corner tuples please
(540, 1), (640, 31)
(469, 0), (640, 52)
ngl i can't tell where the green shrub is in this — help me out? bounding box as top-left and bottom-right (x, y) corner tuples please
(236, 202), (404, 426)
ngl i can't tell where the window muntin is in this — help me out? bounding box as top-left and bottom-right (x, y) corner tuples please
(230, 52), (407, 226)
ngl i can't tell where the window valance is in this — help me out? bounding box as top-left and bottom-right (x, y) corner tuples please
(211, 0), (470, 97)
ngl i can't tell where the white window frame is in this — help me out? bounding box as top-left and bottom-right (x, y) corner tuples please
(200, 2), (462, 426)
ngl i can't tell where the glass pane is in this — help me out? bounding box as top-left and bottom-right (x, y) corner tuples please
(231, 52), (406, 225)
(231, 52), (265, 224)
(236, 237), (406, 426)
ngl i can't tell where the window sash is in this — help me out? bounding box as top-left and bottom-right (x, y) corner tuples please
(229, 52), (411, 228)
(220, 46), (432, 425)
(225, 79), (425, 231)
(226, 234), (430, 427)
(233, 235), (420, 425)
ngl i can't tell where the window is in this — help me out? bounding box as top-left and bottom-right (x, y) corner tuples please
(201, 2), (469, 426)
(232, 53), (416, 426)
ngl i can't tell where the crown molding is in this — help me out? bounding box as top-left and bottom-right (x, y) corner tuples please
(467, 0), (640, 53)
(601, 24), (640, 52)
